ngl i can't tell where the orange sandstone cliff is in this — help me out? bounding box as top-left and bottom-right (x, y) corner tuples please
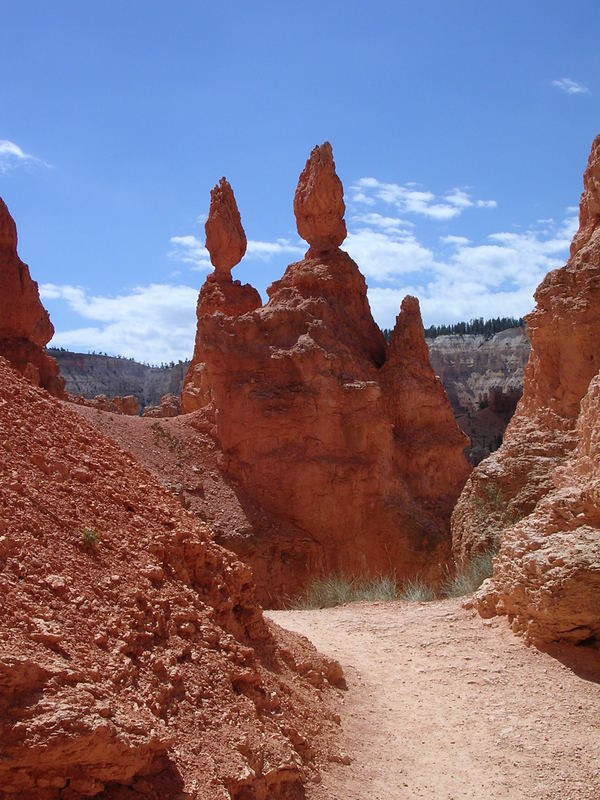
(0, 198), (65, 398)
(0, 356), (343, 799)
(182, 143), (470, 603)
(453, 134), (600, 644)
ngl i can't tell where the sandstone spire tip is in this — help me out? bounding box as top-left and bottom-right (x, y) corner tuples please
(204, 178), (247, 279)
(293, 141), (347, 254)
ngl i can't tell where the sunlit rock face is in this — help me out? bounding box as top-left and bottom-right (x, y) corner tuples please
(182, 143), (471, 604)
(454, 134), (600, 645)
(0, 197), (65, 397)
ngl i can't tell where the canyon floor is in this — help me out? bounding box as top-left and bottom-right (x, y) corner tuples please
(270, 600), (600, 800)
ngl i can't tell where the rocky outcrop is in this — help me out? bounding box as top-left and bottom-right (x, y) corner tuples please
(182, 143), (470, 603)
(142, 392), (181, 418)
(70, 393), (140, 415)
(0, 198), (64, 397)
(455, 134), (600, 645)
(0, 356), (343, 798)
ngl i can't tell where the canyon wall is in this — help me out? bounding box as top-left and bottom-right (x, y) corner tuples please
(181, 144), (471, 601)
(0, 198), (64, 397)
(51, 350), (189, 409)
(454, 134), (600, 645)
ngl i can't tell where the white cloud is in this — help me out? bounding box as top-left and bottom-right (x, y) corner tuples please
(169, 235), (212, 270)
(40, 283), (198, 363)
(169, 234), (304, 271)
(350, 177), (497, 220)
(362, 211), (576, 329)
(246, 238), (305, 260)
(345, 228), (437, 282)
(0, 139), (49, 173)
(552, 78), (590, 95)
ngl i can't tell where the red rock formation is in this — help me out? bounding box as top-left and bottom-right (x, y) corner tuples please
(0, 197), (65, 397)
(0, 357), (343, 798)
(204, 177), (247, 281)
(454, 134), (600, 645)
(293, 142), (347, 255)
(142, 392), (181, 418)
(71, 393), (140, 415)
(181, 180), (261, 412)
(452, 134), (600, 565)
(182, 144), (470, 603)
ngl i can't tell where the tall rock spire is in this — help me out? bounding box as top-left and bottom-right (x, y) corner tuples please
(293, 141), (347, 255)
(204, 177), (247, 281)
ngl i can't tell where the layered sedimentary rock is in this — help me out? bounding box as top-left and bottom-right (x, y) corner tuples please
(182, 144), (470, 601)
(0, 357), (342, 798)
(427, 327), (530, 464)
(51, 350), (190, 410)
(427, 328), (529, 414)
(0, 198), (64, 397)
(455, 134), (600, 644)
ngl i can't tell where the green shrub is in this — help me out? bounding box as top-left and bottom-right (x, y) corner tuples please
(441, 550), (495, 598)
(293, 574), (397, 609)
(82, 526), (99, 548)
(399, 579), (436, 602)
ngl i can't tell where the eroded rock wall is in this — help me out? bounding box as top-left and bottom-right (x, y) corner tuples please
(454, 134), (600, 645)
(0, 198), (64, 397)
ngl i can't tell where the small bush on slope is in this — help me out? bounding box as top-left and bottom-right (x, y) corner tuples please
(441, 550), (496, 598)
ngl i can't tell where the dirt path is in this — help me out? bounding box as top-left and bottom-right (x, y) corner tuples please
(269, 600), (600, 800)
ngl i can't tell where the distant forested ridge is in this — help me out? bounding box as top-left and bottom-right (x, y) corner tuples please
(381, 316), (525, 342)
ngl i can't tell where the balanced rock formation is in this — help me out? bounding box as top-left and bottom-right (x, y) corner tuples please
(293, 141), (347, 255)
(182, 143), (470, 603)
(182, 179), (261, 412)
(455, 134), (600, 644)
(0, 356), (343, 798)
(0, 198), (64, 397)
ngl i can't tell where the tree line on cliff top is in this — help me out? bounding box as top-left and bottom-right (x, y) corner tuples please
(381, 316), (525, 342)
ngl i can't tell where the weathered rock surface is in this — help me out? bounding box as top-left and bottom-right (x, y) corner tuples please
(182, 145), (470, 603)
(142, 392), (181, 418)
(0, 357), (343, 798)
(455, 134), (600, 645)
(204, 177), (247, 279)
(70, 393), (140, 416)
(473, 371), (600, 644)
(293, 142), (347, 255)
(427, 328), (529, 414)
(0, 198), (64, 397)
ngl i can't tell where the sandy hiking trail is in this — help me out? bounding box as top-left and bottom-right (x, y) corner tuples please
(269, 600), (600, 800)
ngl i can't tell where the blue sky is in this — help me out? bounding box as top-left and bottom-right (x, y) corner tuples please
(1, 1), (598, 363)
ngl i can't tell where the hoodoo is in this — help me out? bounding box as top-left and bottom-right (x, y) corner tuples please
(453, 134), (600, 644)
(181, 143), (471, 604)
(0, 197), (65, 397)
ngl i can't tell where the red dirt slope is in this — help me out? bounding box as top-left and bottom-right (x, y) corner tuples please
(0, 358), (343, 799)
